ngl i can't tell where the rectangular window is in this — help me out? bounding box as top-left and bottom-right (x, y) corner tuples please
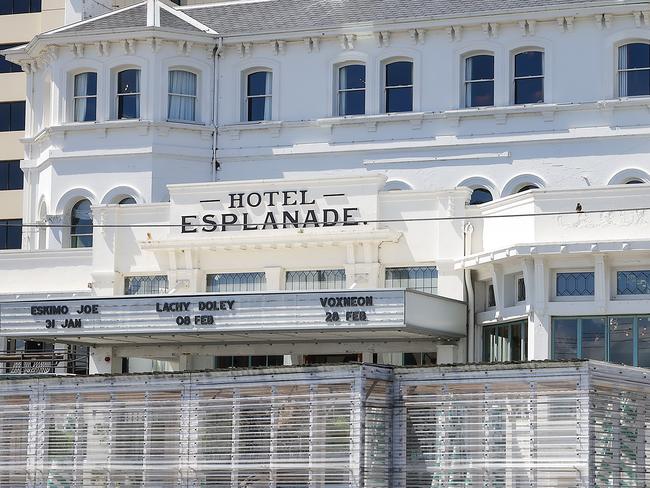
(0, 0), (41, 14)
(403, 352), (436, 366)
(206, 272), (266, 292)
(246, 71), (272, 121)
(487, 283), (496, 308)
(618, 43), (650, 97)
(215, 355), (283, 368)
(384, 61), (413, 113)
(0, 160), (23, 190)
(117, 69), (140, 119)
(168, 70), (197, 122)
(73, 72), (97, 122)
(516, 277), (526, 302)
(617, 270), (650, 295)
(465, 54), (494, 107)
(552, 315), (650, 367)
(0, 101), (25, 132)
(556, 272), (594, 297)
(482, 320), (527, 362)
(285, 269), (346, 290)
(514, 51), (543, 104)
(124, 275), (168, 295)
(0, 43), (23, 73)
(385, 266), (438, 294)
(0, 219), (21, 249)
(338, 64), (365, 116)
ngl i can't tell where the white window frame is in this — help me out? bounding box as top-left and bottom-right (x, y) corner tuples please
(381, 58), (414, 113)
(336, 62), (366, 117)
(553, 269), (596, 302)
(167, 69), (198, 123)
(512, 49), (544, 105)
(463, 52), (495, 108)
(115, 68), (141, 120)
(617, 41), (650, 98)
(244, 69), (272, 122)
(72, 71), (98, 123)
(612, 267), (650, 300)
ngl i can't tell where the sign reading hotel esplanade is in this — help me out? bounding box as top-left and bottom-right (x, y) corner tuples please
(180, 188), (363, 233)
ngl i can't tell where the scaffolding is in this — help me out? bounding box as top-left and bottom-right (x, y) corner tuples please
(0, 360), (647, 487)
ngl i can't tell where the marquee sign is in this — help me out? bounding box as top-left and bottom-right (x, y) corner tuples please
(0, 290), (411, 339)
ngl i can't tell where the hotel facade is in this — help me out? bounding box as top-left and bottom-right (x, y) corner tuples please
(0, 0), (650, 484)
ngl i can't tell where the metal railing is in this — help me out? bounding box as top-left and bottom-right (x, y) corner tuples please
(0, 350), (88, 375)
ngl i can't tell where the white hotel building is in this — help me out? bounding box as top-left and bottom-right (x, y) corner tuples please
(0, 0), (650, 375)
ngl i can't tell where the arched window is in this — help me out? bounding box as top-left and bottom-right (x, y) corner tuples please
(70, 199), (92, 248)
(119, 197), (136, 205)
(469, 187), (493, 205)
(116, 69), (140, 119)
(168, 70), (197, 122)
(73, 72), (97, 122)
(384, 60), (413, 113)
(618, 43), (650, 97)
(465, 54), (494, 107)
(517, 184), (539, 193)
(514, 51), (543, 104)
(245, 70), (272, 121)
(337, 64), (365, 116)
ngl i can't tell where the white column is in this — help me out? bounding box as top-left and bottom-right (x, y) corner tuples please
(594, 254), (608, 314)
(530, 257), (549, 360)
(265, 266), (284, 291)
(88, 346), (118, 374)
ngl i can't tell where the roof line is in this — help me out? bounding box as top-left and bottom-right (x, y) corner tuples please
(178, 0), (276, 10)
(45, 1), (146, 36)
(159, 1), (219, 34)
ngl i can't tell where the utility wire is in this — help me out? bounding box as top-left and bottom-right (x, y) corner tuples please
(3, 205), (650, 228)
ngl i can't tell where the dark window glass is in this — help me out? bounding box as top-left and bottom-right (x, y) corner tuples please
(514, 51), (544, 104)
(338, 64), (365, 116)
(246, 71), (272, 121)
(117, 69), (140, 119)
(609, 316), (634, 365)
(625, 179), (644, 184)
(0, 43), (23, 73)
(30, 0), (42, 12)
(618, 43), (650, 96)
(74, 72), (97, 122)
(385, 61), (413, 113)
(556, 272), (595, 296)
(0, 0), (40, 14)
(119, 197), (136, 205)
(482, 320), (527, 362)
(469, 187), (493, 205)
(552, 318), (578, 359)
(0, 219), (21, 249)
(13, 0), (30, 14)
(517, 184), (539, 193)
(581, 317), (606, 361)
(517, 277), (526, 302)
(0, 101), (25, 132)
(0, 160), (22, 190)
(487, 284), (496, 307)
(465, 55), (494, 107)
(70, 199), (93, 248)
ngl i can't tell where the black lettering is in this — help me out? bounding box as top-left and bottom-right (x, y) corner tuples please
(320, 298), (328, 307)
(229, 193), (244, 208)
(263, 191), (280, 206)
(303, 209), (319, 228)
(202, 214), (218, 232)
(262, 212), (279, 230)
(343, 208), (359, 226)
(300, 190), (316, 205)
(282, 210), (300, 228)
(226, 300), (235, 310)
(243, 213), (258, 230)
(181, 215), (198, 233)
(221, 213), (237, 231)
(322, 208), (339, 227)
(282, 190), (298, 206)
(247, 192), (262, 207)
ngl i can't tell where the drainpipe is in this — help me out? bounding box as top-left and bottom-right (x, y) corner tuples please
(211, 37), (223, 182)
(463, 222), (475, 362)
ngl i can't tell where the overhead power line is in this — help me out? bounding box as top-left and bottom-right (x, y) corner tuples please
(3, 205), (650, 229)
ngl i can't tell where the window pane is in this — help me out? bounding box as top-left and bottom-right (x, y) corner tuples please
(466, 80), (494, 107)
(466, 55), (494, 80)
(247, 71), (271, 96)
(285, 269), (346, 290)
(625, 69), (650, 97)
(169, 70), (196, 96)
(469, 188), (492, 205)
(118, 94), (140, 119)
(206, 272), (266, 292)
(10, 101), (25, 131)
(515, 51), (543, 77)
(609, 316), (634, 365)
(511, 321), (526, 361)
(386, 86), (413, 112)
(0, 43), (22, 73)
(30, 0), (42, 12)
(118, 69), (140, 94)
(515, 78), (544, 104)
(339, 64), (365, 90)
(339, 90), (365, 116)
(75, 72), (97, 97)
(125, 275), (169, 295)
(119, 197), (136, 205)
(247, 97), (269, 121)
(0, 2), (11, 14)
(71, 199), (92, 248)
(638, 317), (650, 367)
(553, 318), (578, 359)
(556, 272), (594, 296)
(0, 220), (6, 248)
(517, 278), (526, 302)
(385, 61), (412, 87)
(7, 160), (22, 190)
(0, 103), (10, 131)
(13, 0), (30, 14)
(622, 43), (650, 69)
(385, 266), (438, 294)
(1, 219), (21, 249)
(617, 270), (650, 295)
(581, 317), (606, 360)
